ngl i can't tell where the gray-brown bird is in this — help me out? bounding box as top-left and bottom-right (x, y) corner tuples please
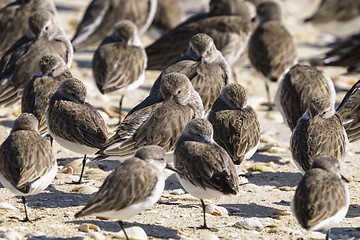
(146, 0), (252, 70)
(0, 113), (57, 222)
(71, 0), (157, 51)
(208, 83), (260, 165)
(21, 54), (73, 135)
(291, 155), (349, 240)
(0, 0), (57, 56)
(0, 10), (73, 107)
(248, 1), (297, 110)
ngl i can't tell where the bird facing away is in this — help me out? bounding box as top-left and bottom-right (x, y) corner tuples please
(174, 118), (239, 229)
(275, 64), (335, 131)
(46, 78), (108, 184)
(290, 96), (349, 173)
(22, 54), (73, 135)
(76, 145), (174, 240)
(0, 0), (57, 56)
(310, 33), (360, 75)
(0, 113), (57, 221)
(71, 0), (158, 51)
(149, 33), (231, 113)
(97, 72), (204, 159)
(291, 154), (349, 240)
(248, 1), (297, 110)
(146, 0), (252, 70)
(304, 0), (360, 36)
(152, 0), (183, 32)
(92, 20), (147, 118)
(208, 83), (260, 165)
(0, 10), (73, 107)
(336, 79), (360, 143)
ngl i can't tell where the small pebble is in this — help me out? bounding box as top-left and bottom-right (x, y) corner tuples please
(113, 226), (147, 240)
(205, 204), (228, 216)
(234, 218), (264, 230)
(62, 166), (73, 174)
(79, 223), (101, 233)
(247, 164), (273, 173)
(170, 189), (185, 195)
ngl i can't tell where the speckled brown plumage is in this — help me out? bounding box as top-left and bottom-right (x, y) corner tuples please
(146, 0), (251, 70)
(71, 0), (157, 51)
(99, 73), (204, 158)
(0, 0), (57, 56)
(92, 20), (146, 94)
(292, 155), (349, 238)
(21, 54), (73, 134)
(275, 64), (335, 130)
(208, 83), (260, 165)
(290, 96), (348, 173)
(0, 10), (72, 107)
(149, 33), (231, 113)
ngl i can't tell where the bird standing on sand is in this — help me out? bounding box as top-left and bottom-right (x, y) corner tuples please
(291, 155), (349, 240)
(248, 1), (297, 110)
(174, 118), (239, 229)
(0, 113), (57, 222)
(46, 78), (108, 184)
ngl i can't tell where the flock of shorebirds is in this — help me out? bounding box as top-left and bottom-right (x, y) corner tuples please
(0, 0), (360, 239)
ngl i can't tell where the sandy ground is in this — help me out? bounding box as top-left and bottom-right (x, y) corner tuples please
(0, 0), (360, 239)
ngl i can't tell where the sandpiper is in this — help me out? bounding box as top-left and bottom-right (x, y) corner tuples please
(248, 1), (297, 110)
(71, 0), (157, 51)
(146, 0), (252, 70)
(174, 118), (239, 229)
(21, 54), (73, 135)
(208, 83), (260, 165)
(0, 10), (73, 107)
(275, 64), (335, 130)
(76, 145), (175, 240)
(0, 113), (57, 222)
(291, 154), (349, 240)
(46, 78), (108, 184)
(97, 73), (204, 159)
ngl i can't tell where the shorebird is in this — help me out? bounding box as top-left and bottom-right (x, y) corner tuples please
(208, 83), (260, 165)
(96, 73), (204, 159)
(0, 113), (57, 222)
(248, 1), (297, 110)
(146, 0), (252, 70)
(0, 10), (73, 107)
(71, 0), (157, 51)
(22, 54), (73, 135)
(310, 33), (360, 74)
(151, 0), (183, 33)
(336, 79), (360, 142)
(149, 33), (231, 113)
(46, 78), (108, 184)
(275, 64), (335, 131)
(174, 118), (239, 229)
(291, 154), (349, 240)
(0, 0), (57, 56)
(76, 145), (176, 240)
(290, 96), (348, 173)
(304, 0), (360, 36)
(92, 20), (147, 119)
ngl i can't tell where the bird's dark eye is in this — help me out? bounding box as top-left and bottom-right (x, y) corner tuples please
(177, 89), (182, 94)
(45, 26), (49, 30)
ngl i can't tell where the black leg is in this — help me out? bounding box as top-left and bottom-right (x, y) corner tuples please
(22, 196), (31, 222)
(265, 81), (273, 111)
(77, 154), (87, 184)
(118, 221), (129, 240)
(199, 199), (209, 229)
(50, 136), (53, 147)
(118, 95), (124, 125)
(326, 229), (331, 240)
